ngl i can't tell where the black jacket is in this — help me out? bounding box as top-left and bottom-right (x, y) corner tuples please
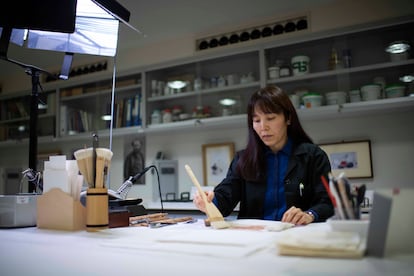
(213, 142), (334, 222)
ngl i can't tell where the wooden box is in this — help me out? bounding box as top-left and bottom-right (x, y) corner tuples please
(37, 188), (86, 231)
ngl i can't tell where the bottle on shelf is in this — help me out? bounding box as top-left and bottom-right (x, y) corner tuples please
(328, 48), (343, 70)
(151, 109), (162, 124)
(162, 109), (172, 123)
(342, 49), (352, 68)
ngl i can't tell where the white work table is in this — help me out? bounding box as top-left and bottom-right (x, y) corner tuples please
(1, 220), (413, 276)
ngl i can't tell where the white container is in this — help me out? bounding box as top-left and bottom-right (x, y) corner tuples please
(349, 89), (361, 103)
(302, 93), (323, 108)
(294, 88), (309, 106)
(289, 94), (300, 108)
(360, 84), (381, 101)
(268, 66), (280, 79)
(226, 73), (239, 86)
(179, 113), (190, 120)
(328, 219), (370, 238)
(385, 85), (405, 98)
(291, 55), (310, 76)
(326, 91), (347, 105)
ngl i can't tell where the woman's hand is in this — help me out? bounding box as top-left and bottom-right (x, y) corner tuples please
(193, 190), (215, 213)
(282, 206), (314, 225)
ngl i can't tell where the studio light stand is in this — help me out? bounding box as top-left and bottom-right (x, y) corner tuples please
(0, 27), (57, 193)
(0, 0), (141, 193)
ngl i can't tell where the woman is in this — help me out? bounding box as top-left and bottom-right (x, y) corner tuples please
(194, 85), (334, 225)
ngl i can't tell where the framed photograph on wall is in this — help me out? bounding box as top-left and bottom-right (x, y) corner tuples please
(123, 136), (146, 184)
(319, 140), (373, 179)
(202, 142), (235, 186)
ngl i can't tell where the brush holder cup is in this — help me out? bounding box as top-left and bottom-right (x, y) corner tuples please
(86, 188), (108, 232)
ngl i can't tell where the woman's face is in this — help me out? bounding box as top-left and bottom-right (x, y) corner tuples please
(252, 106), (289, 152)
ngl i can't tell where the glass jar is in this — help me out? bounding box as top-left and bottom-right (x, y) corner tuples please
(279, 65), (291, 77)
(172, 105), (182, 121)
(151, 109), (161, 124)
(268, 66), (280, 79)
(162, 109), (172, 123)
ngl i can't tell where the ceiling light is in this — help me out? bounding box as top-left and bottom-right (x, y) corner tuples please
(167, 80), (187, 89)
(386, 41), (411, 54)
(399, 74), (414, 82)
(219, 98), (236, 106)
(38, 103), (48, 110)
(101, 115), (112, 121)
(101, 114), (112, 121)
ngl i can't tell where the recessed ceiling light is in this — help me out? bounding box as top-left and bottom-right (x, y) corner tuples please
(38, 103), (47, 109)
(386, 41), (410, 54)
(101, 115), (112, 121)
(219, 98), (236, 106)
(167, 80), (187, 89)
(399, 74), (414, 82)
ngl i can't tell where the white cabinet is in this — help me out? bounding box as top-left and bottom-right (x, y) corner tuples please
(57, 73), (142, 137)
(263, 19), (414, 110)
(145, 51), (261, 126)
(0, 17), (413, 146)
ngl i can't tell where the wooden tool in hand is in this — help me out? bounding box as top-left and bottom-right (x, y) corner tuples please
(184, 164), (230, 229)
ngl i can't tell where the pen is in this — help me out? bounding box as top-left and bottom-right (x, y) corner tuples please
(299, 183), (304, 197)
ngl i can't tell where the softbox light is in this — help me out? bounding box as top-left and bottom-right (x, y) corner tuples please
(1, 0), (134, 58)
(0, 0), (139, 193)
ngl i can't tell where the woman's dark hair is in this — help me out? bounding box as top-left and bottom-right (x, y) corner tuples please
(237, 85), (313, 181)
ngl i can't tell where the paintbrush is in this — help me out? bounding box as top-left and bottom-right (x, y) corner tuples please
(95, 148), (113, 188)
(184, 164), (230, 229)
(337, 176), (355, 219)
(328, 173), (346, 220)
(73, 147), (94, 188)
(92, 133), (99, 188)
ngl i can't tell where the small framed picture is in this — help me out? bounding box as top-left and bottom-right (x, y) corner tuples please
(202, 142), (235, 186)
(319, 140), (373, 179)
(124, 136), (146, 184)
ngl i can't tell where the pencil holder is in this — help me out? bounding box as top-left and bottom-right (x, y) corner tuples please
(86, 188), (108, 232)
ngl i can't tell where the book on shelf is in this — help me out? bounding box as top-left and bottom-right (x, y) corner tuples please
(0, 125), (8, 141)
(122, 93), (142, 128)
(60, 105), (92, 135)
(115, 100), (124, 128)
(15, 101), (29, 118)
(69, 109), (92, 133)
(5, 101), (22, 119)
(0, 101), (5, 121)
(125, 97), (133, 127)
(47, 93), (56, 114)
(132, 93), (142, 126)
(60, 105), (68, 136)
